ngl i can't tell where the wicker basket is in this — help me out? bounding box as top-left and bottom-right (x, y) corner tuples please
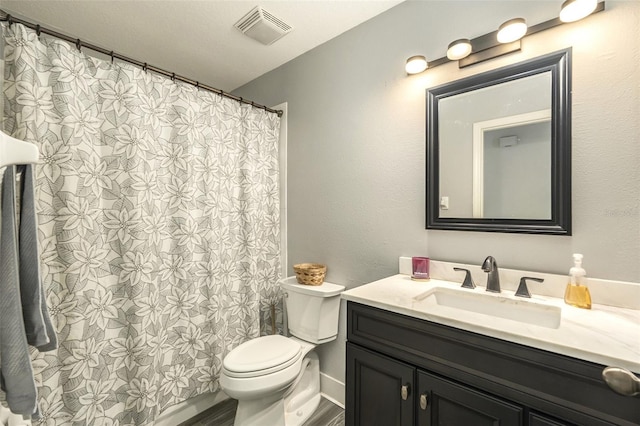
(293, 263), (327, 286)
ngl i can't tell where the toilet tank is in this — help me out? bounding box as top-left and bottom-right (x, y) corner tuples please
(281, 277), (345, 344)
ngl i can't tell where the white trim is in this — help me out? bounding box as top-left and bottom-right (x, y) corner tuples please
(273, 102), (288, 281)
(471, 109), (551, 218)
(320, 372), (345, 408)
(472, 126), (485, 218)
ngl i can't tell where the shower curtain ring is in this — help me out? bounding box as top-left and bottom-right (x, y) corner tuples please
(143, 63), (147, 72)
(109, 51), (114, 63)
(171, 72), (175, 81)
(7, 15), (13, 26)
(35, 24), (41, 37)
(75, 39), (82, 51)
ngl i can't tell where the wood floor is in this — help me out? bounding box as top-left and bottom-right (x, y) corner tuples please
(180, 397), (344, 426)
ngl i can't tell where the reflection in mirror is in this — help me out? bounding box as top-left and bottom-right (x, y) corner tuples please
(473, 108), (551, 219)
(427, 49), (571, 234)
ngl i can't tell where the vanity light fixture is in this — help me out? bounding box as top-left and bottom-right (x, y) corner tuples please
(405, 1), (605, 74)
(560, 0), (598, 22)
(406, 55), (428, 74)
(496, 18), (528, 43)
(446, 39), (473, 61)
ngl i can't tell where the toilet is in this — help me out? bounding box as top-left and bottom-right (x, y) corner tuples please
(220, 277), (344, 426)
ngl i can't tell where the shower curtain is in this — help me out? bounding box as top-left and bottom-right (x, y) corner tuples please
(1, 23), (281, 425)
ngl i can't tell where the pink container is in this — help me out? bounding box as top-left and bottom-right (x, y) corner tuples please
(411, 257), (430, 281)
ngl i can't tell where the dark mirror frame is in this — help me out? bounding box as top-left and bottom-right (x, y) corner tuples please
(426, 49), (572, 235)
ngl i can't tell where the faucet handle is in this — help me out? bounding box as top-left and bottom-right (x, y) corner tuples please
(453, 267), (476, 289)
(515, 276), (544, 298)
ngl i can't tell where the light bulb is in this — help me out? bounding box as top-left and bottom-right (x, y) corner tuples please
(560, 0), (598, 22)
(446, 39), (472, 61)
(497, 18), (527, 43)
(405, 55), (428, 74)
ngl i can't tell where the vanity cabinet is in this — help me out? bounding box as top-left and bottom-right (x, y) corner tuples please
(347, 343), (523, 425)
(345, 302), (639, 426)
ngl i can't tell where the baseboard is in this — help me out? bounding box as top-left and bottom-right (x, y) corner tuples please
(155, 391), (228, 426)
(320, 372), (345, 408)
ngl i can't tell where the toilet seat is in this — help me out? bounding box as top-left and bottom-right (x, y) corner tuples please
(223, 335), (302, 378)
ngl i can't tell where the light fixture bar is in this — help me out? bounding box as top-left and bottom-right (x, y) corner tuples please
(426, 56), (450, 69)
(459, 40), (521, 68)
(423, 1), (605, 71)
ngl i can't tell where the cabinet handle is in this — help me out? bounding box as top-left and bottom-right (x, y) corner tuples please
(602, 367), (640, 397)
(420, 393), (429, 410)
(401, 384), (410, 400)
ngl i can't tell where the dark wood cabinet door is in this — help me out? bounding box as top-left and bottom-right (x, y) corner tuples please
(346, 342), (415, 426)
(417, 370), (524, 426)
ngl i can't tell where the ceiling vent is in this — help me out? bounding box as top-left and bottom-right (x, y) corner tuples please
(234, 6), (293, 45)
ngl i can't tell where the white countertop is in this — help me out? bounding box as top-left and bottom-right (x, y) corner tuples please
(342, 274), (640, 374)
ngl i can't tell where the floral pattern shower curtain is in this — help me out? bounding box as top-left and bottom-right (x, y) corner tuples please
(2, 23), (281, 425)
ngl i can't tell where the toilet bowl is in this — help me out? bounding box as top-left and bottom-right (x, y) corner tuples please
(221, 335), (306, 400)
(220, 278), (344, 426)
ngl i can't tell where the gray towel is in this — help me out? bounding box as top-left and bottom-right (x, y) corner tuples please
(0, 166), (39, 417)
(18, 164), (57, 351)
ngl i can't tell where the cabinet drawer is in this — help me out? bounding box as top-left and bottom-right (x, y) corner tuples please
(347, 302), (640, 426)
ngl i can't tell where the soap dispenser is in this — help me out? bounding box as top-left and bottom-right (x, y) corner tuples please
(564, 253), (592, 309)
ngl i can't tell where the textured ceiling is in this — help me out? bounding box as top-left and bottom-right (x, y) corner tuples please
(2, 0), (403, 91)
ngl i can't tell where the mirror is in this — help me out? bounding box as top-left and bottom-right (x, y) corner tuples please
(426, 49), (571, 235)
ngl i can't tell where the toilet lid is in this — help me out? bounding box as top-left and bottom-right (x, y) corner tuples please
(223, 335), (302, 378)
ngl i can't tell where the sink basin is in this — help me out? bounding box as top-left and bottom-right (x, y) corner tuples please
(412, 287), (561, 329)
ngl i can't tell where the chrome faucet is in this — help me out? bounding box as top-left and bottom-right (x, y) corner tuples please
(481, 256), (500, 293)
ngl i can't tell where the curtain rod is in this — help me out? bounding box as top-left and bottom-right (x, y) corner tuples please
(0, 11), (283, 117)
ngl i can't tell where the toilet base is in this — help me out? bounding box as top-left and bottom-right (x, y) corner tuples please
(233, 393), (286, 426)
(233, 351), (321, 426)
(284, 352), (320, 426)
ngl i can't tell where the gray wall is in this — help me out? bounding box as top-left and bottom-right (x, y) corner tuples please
(483, 122), (551, 219)
(234, 0), (640, 386)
